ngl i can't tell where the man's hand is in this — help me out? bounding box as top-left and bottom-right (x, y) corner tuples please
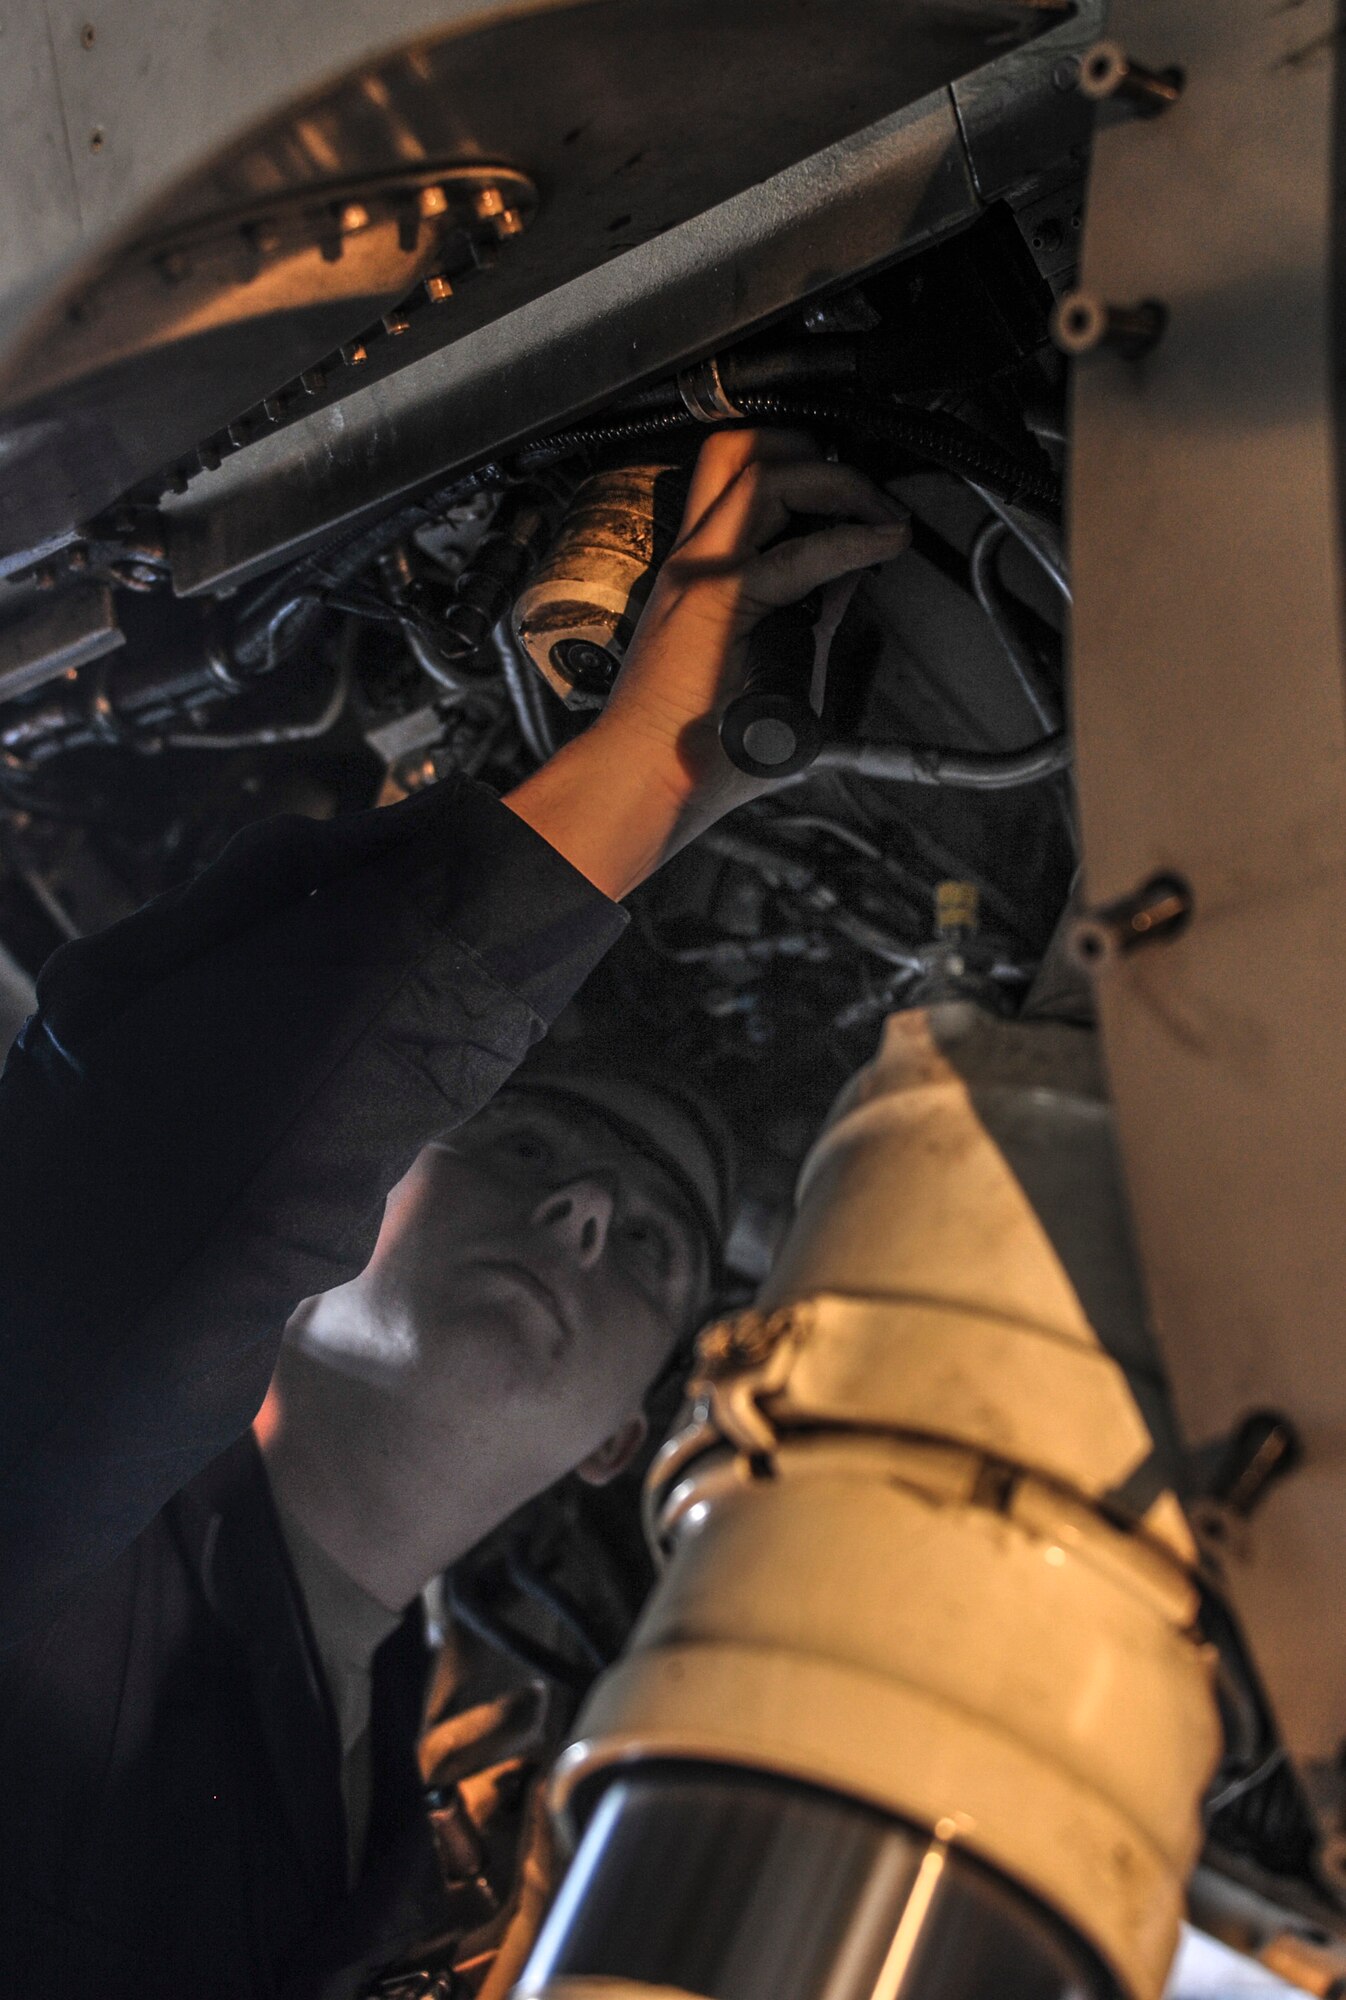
(504, 430), (910, 900)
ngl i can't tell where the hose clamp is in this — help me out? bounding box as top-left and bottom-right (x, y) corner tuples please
(676, 356), (745, 423)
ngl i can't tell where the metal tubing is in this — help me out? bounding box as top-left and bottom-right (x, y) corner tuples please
(805, 732), (1070, 788)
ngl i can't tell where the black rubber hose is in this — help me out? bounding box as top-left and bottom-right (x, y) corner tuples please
(805, 732), (1070, 789)
(228, 462), (508, 676)
(514, 397), (1059, 521)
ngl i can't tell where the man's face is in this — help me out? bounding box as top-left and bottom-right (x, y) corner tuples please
(295, 1089), (712, 1502)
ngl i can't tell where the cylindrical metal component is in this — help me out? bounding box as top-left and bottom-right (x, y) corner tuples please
(1068, 873), (1193, 968)
(1051, 293), (1168, 360)
(719, 595), (823, 778)
(542, 1006), (1221, 2000)
(512, 464), (690, 709)
(522, 1770), (1109, 2000)
(1077, 41), (1185, 115)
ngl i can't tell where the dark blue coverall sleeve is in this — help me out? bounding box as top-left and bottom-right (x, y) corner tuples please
(0, 776), (626, 1643)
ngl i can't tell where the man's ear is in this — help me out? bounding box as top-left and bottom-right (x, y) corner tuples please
(576, 1412), (648, 1486)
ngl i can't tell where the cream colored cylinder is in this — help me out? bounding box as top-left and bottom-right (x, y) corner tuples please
(552, 1006), (1223, 2000)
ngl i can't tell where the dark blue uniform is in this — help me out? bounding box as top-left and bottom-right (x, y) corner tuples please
(0, 778), (624, 1997)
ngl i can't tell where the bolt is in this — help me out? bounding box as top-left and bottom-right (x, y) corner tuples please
(197, 442), (222, 473)
(340, 340), (369, 367)
(299, 367), (326, 396)
(424, 274), (453, 303)
(340, 202), (370, 233)
(936, 880), (979, 937)
(88, 126), (104, 153)
(33, 567), (56, 592)
(1052, 55), (1081, 92)
(261, 395), (284, 424)
(382, 311), (411, 336)
(1078, 40), (1184, 115)
(1069, 872), (1192, 969)
(1052, 290), (1168, 360)
(419, 185), (449, 218)
(473, 184), (525, 241)
(1210, 1411), (1302, 1517)
(66, 544), (89, 572)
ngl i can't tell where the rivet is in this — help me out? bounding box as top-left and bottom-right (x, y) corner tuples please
(1069, 872), (1193, 969)
(1052, 290), (1168, 359)
(1078, 40), (1185, 116)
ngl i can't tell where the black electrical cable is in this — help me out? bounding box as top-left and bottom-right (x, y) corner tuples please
(227, 462), (510, 676)
(512, 397), (1060, 521)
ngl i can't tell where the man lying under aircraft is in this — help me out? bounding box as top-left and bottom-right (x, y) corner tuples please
(0, 431), (910, 1998)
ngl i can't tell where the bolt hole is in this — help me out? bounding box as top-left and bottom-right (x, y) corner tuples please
(80, 21), (95, 47)
(88, 125), (104, 152)
(1065, 305), (1091, 335)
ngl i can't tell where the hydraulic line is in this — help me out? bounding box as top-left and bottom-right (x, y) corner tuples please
(968, 517), (1063, 734)
(513, 397), (1060, 522)
(493, 620), (561, 763)
(802, 731), (1071, 789)
(158, 645), (353, 750)
(227, 463), (508, 677)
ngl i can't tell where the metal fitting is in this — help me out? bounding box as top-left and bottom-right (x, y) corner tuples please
(676, 355), (746, 423)
(1069, 873), (1193, 969)
(1078, 41), (1185, 116)
(1211, 1411), (1303, 1519)
(1052, 291), (1168, 360)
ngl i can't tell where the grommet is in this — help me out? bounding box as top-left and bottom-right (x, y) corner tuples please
(1078, 40), (1185, 116)
(1052, 291), (1168, 359)
(1069, 872), (1192, 969)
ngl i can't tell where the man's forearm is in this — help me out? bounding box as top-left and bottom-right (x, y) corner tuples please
(504, 717), (705, 902)
(0, 780), (625, 1642)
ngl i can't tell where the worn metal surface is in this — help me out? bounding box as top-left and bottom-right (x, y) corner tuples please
(1068, 0), (1346, 1763)
(159, 88), (977, 595)
(0, 582), (124, 701)
(159, 0), (1101, 604)
(951, 0), (1101, 200)
(0, 1), (1053, 571)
